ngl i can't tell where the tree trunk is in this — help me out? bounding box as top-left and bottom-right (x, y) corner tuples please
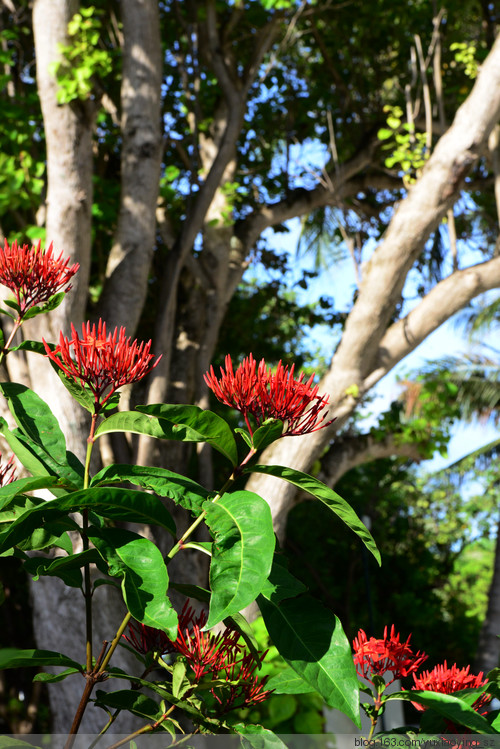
(26, 0), (140, 734)
(98, 0), (163, 334)
(474, 511), (500, 674)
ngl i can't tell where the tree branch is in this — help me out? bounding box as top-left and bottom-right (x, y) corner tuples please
(363, 255), (500, 393)
(235, 141), (378, 251)
(245, 35), (500, 533)
(319, 432), (423, 489)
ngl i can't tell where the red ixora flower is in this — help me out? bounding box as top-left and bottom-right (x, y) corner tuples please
(172, 603), (242, 681)
(412, 661), (491, 714)
(353, 625), (428, 685)
(204, 353), (333, 438)
(122, 621), (171, 656)
(43, 319), (161, 413)
(0, 239), (79, 317)
(122, 601), (272, 711)
(0, 453), (16, 487)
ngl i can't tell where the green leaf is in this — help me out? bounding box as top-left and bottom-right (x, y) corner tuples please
(204, 491), (275, 628)
(260, 559), (307, 603)
(0, 382), (67, 463)
(246, 465), (380, 565)
(21, 291), (66, 320)
(0, 476), (66, 511)
(94, 689), (164, 722)
(170, 582), (211, 603)
(91, 464), (210, 514)
(33, 667), (81, 683)
(94, 410), (168, 439)
(55, 369), (95, 413)
(16, 520), (77, 552)
(392, 690), (498, 734)
(257, 594), (360, 727)
(0, 421), (83, 493)
(0, 417), (55, 479)
(266, 667), (316, 695)
(0, 648), (82, 671)
(224, 611), (261, 662)
(89, 527), (178, 638)
(55, 487), (176, 535)
(3, 299), (20, 314)
(233, 723), (288, 748)
(137, 403), (239, 466)
(235, 427), (253, 449)
(14, 430), (84, 490)
(172, 658), (190, 698)
(23, 549), (101, 588)
(252, 420), (284, 451)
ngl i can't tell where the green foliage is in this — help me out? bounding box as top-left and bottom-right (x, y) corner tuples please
(49, 6), (117, 104)
(240, 617), (325, 734)
(450, 42), (480, 80)
(286, 458), (494, 667)
(378, 105), (429, 182)
(372, 374), (462, 458)
(0, 375), (366, 734)
(90, 527), (178, 638)
(204, 491), (275, 627)
(258, 593), (360, 726)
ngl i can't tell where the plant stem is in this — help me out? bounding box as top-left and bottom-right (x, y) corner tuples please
(166, 446), (257, 563)
(83, 413), (98, 673)
(97, 610), (132, 675)
(104, 705), (176, 749)
(0, 317), (22, 367)
(166, 510), (208, 561)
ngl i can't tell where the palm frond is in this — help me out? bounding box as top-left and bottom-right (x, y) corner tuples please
(434, 435), (500, 480)
(414, 353), (500, 423)
(452, 294), (500, 338)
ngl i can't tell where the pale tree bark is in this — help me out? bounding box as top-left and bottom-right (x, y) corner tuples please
(245, 34), (500, 537)
(98, 0), (163, 334)
(136, 3), (280, 470)
(24, 0), (142, 735)
(318, 434), (423, 492)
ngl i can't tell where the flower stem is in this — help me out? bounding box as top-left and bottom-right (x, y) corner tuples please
(104, 706), (176, 749)
(97, 610), (132, 675)
(166, 510), (208, 562)
(0, 317), (22, 367)
(82, 413), (98, 673)
(166, 446), (256, 563)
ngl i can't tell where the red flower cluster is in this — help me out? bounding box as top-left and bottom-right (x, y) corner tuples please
(0, 239), (79, 318)
(173, 604), (242, 681)
(353, 625), (428, 685)
(43, 319), (161, 413)
(213, 649), (272, 713)
(204, 354), (333, 438)
(123, 601), (272, 712)
(412, 661), (491, 714)
(0, 453), (16, 487)
(122, 620), (171, 656)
